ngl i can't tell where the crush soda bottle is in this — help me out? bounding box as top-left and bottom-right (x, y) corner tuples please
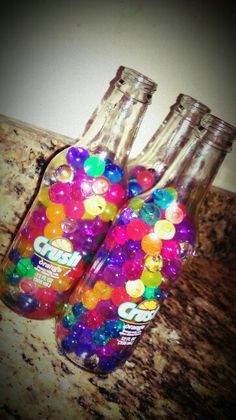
(127, 94), (210, 197)
(0, 67), (157, 319)
(55, 113), (235, 373)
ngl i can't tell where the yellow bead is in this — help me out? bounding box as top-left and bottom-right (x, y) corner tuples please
(93, 281), (112, 300)
(84, 195), (106, 216)
(51, 277), (72, 291)
(52, 152), (67, 168)
(141, 270), (162, 287)
(82, 289), (99, 310)
(126, 279), (145, 298)
(154, 220), (175, 240)
(38, 187), (52, 207)
(99, 202), (117, 221)
(144, 254), (163, 272)
(129, 197), (144, 210)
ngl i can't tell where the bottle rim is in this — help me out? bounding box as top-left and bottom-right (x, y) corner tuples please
(201, 114), (236, 136)
(179, 94), (210, 114)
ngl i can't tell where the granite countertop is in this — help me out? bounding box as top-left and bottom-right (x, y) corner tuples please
(0, 114), (236, 420)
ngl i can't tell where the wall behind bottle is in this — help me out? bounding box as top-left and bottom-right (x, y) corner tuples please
(1, 1), (235, 192)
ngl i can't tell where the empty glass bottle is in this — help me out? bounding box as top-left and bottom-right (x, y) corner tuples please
(0, 67), (157, 319)
(127, 94), (210, 197)
(55, 113), (235, 374)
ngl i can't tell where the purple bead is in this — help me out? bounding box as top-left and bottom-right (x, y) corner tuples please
(102, 264), (125, 287)
(66, 147), (89, 168)
(31, 207), (48, 228)
(162, 259), (182, 281)
(80, 220), (96, 236)
(97, 344), (115, 358)
(18, 293), (39, 312)
(109, 246), (127, 265)
(74, 342), (96, 357)
(8, 248), (21, 264)
(175, 217), (196, 242)
(120, 208), (138, 224)
(96, 300), (117, 320)
(92, 217), (108, 235)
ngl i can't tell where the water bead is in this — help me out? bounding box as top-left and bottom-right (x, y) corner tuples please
(8, 248), (21, 264)
(120, 208), (138, 224)
(21, 226), (43, 243)
(126, 280), (145, 298)
(105, 184), (126, 205)
(80, 219), (95, 236)
(104, 163), (123, 183)
(128, 181), (143, 198)
(81, 212), (95, 220)
(141, 233), (162, 255)
(92, 217), (108, 235)
(52, 153), (67, 168)
(99, 202), (118, 222)
(97, 344), (115, 358)
(126, 219), (150, 241)
(84, 156), (105, 177)
(111, 286), (132, 306)
(61, 218), (77, 233)
(144, 254), (163, 272)
(92, 328), (110, 346)
(179, 241), (194, 260)
(111, 225), (128, 245)
(64, 200), (84, 219)
(137, 169), (155, 190)
(84, 195), (106, 216)
(165, 187), (178, 200)
(55, 164), (73, 183)
(18, 293), (39, 312)
(143, 286), (157, 300)
(81, 310), (104, 330)
(31, 207), (48, 228)
(62, 313), (77, 328)
(5, 270), (21, 286)
(109, 246), (127, 265)
(96, 299), (117, 320)
(18, 240), (34, 258)
(98, 357), (118, 373)
(44, 223), (63, 239)
(122, 260), (143, 280)
(46, 203), (65, 223)
(102, 265), (125, 287)
(154, 287), (161, 300)
(139, 203), (161, 225)
(66, 147), (89, 168)
(162, 259), (182, 281)
(104, 319), (124, 337)
(51, 277), (72, 291)
(16, 258), (36, 278)
(165, 203), (185, 224)
(154, 220), (175, 240)
(92, 177), (109, 195)
(153, 189), (175, 209)
(82, 289), (99, 310)
(141, 270), (162, 287)
(35, 287), (57, 304)
(93, 281), (112, 300)
(19, 278), (38, 294)
(161, 240), (181, 260)
(72, 302), (87, 317)
(129, 197), (144, 211)
(49, 182), (71, 204)
(174, 218), (196, 242)
(38, 187), (52, 207)
(75, 341), (96, 358)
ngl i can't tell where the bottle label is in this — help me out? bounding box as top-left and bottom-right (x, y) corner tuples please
(117, 300), (159, 346)
(32, 235), (81, 288)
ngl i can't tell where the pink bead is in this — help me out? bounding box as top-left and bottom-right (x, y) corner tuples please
(122, 260), (143, 280)
(111, 225), (128, 245)
(137, 169), (155, 190)
(64, 200), (84, 220)
(19, 278), (38, 294)
(126, 219), (150, 240)
(105, 184), (126, 205)
(161, 240), (181, 260)
(49, 182), (71, 204)
(31, 207), (48, 228)
(81, 310), (104, 329)
(35, 287), (58, 304)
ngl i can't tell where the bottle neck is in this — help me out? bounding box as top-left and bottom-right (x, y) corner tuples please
(156, 121), (235, 217)
(75, 68), (156, 168)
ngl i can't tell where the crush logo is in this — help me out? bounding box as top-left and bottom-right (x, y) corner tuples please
(118, 300), (160, 324)
(33, 236), (82, 268)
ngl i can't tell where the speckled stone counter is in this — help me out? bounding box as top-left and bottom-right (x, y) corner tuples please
(0, 115), (236, 420)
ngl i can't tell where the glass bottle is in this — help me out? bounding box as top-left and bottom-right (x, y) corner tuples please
(0, 67), (157, 320)
(55, 113), (235, 374)
(127, 94), (210, 197)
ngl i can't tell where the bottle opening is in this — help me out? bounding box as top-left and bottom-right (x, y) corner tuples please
(199, 114), (236, 152)
(117, 67), (157, 103)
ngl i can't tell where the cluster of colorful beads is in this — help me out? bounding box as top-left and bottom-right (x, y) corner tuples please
(1, 146), (127, 319)
(56, 187), (196, 373)
(128, 165), (157, 198)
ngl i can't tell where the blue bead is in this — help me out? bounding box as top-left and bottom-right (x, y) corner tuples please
(8, 248), (21, 264)
(105, 320), (124, 338)
(74, 342), (96, 357)
(98, 357), (117, 372)
(92, 327), (110, 346)
(17, 293), (39, 312)
(128, 181), (143, 198)
(152, 189), (174, 209)
(104, 163), (124, 183)
(72, 303), (87, 317)
(66, 147), (89, 168)
(8, 271), (21, 286)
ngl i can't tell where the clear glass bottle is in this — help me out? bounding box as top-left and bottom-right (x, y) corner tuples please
(0, 67), (157, 320)
(127, 94), (210, 197)
(55, 113), (235, 374)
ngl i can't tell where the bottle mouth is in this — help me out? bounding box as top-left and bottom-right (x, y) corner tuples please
(199, 114), (236, 152)
(117, 67), (157, 103)
(179, 94), (210, 115)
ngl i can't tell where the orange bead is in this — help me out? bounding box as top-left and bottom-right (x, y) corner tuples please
(93, 281), (112, 300)
(141, 233), (162, 255)
(82, 289), (99, 310)
(44, 223), (63, 239)
(18, 239), (34, 258)
(51, 277), (72, 291)
(46, 203), (65, 223)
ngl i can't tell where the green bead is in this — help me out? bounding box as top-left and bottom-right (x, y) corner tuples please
(62, 313), (77, 328)
(129, 197), (144, 210)
(139, 203), (161, 225)
(143, 286), (156, 299)
(141, 270), (162, 287)
(16, 258), (36, 278)
(84, 156), (105, 177)
(3, 266), (15, 282)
